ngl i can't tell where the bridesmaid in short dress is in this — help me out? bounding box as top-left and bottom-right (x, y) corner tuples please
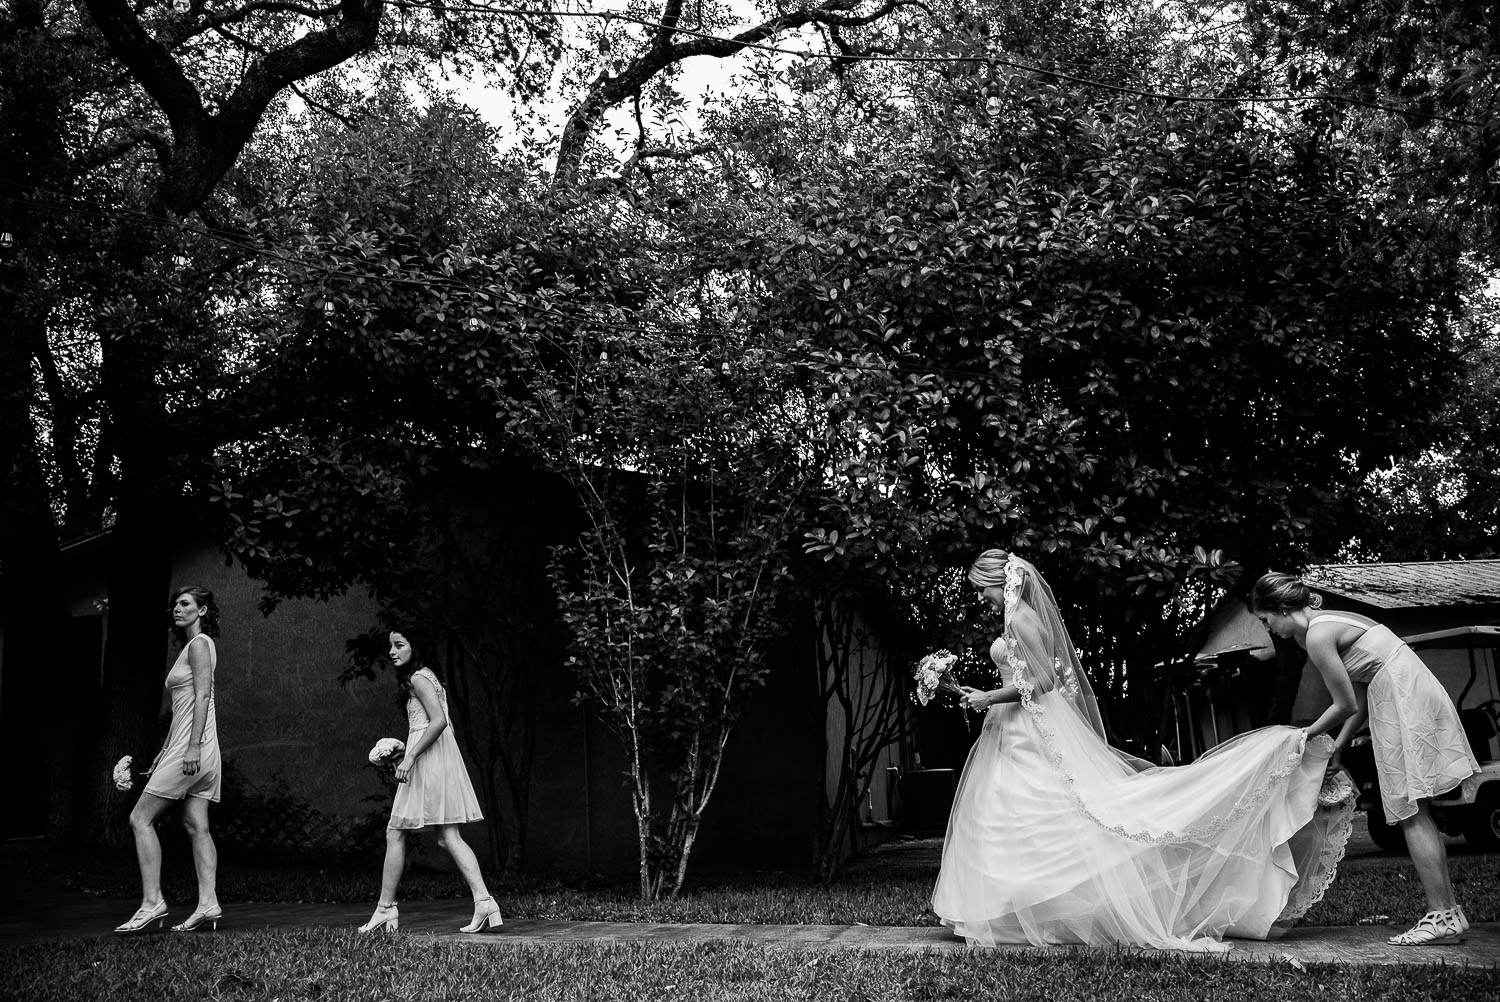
(1252, 572), (1480, 945)
(358, 628), (501, 934)
(114, 585), (224, 934)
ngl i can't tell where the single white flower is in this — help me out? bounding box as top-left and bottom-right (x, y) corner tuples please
(368, 737), (406, 765)
(112, 755), (134, 792)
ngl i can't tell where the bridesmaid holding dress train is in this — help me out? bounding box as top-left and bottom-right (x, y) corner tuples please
(114, 585), (224, 934)
(358, 627), (501, 934)
(1252, 572), (1479, 946)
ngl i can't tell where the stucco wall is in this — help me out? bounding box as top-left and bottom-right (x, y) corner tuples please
(167, 540), (390, 821)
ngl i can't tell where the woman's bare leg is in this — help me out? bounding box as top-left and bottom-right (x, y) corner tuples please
(378, 828), (408, 904)
(1399, 801), (1458, 910)
(127, 793), (175, 906)
(433, 824), (490, 901)
(180, 797), (219, 912)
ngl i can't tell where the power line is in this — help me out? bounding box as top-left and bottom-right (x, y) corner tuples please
(384, 0), (1486, 128)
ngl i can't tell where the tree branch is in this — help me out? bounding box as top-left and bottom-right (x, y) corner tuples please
(553, 0), (916, 188)
(288, 79), (360, 130)
(82, 125), (173, 173)
(81, 0), (385, 214)
(202, 1), (344, 30)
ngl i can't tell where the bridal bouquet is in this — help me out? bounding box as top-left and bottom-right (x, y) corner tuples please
(1318, 769), (1357, 808)
(913, 650), (964, 706)
(367, 737), (406, 766)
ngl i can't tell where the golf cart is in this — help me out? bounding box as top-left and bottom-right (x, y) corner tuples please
(1341, 625), (1500, 853)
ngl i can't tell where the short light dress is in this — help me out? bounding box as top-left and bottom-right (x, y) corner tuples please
(389, 668), (484, 830)
(143, 634), (221, 802)
(1313, 613), (1479, 821)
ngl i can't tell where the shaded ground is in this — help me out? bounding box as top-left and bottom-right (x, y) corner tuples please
(6, 828), (1496, 967)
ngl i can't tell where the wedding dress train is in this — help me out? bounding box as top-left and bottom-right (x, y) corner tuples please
(932, 557), (1352, 953)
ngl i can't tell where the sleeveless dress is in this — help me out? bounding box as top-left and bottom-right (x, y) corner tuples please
(143, 635), (221, 802)
(389, 668), (484, 830)
(1310, 614), (1479, 822)
(933, 635), (1351, 952)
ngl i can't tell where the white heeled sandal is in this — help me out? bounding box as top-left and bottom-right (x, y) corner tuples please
(459, 896), (503, 933)
(172, 905), (223, 932)
(115, 901), (168, 935)
(358, 902), (400, 934)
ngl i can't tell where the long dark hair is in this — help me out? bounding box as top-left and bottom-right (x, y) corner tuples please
(169, 585), (220, 646)
(389, 627), (439, 707)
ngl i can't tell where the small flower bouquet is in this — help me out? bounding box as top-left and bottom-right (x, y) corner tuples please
(913, 650), (965, 706)
(1318, 769), (1357, 808)
(112, 755), (135, 792)
(367, 737), (406, 767)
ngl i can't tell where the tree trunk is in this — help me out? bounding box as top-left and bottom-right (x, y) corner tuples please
(87, 486), (175, 844)
(0, 0), (90, 841)
(0, 315), (77, 839)
(86, 308), (177, 844)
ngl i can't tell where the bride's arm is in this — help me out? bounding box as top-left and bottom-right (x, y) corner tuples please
(960, 683), (1022, 710)
(960, 608), (1051, 710)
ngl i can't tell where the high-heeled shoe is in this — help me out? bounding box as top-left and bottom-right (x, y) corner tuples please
(114, 901), (168, 935)
(358, 902), (400, 934)
(459, 896), (503, 933)
(172, 906), (223, 932)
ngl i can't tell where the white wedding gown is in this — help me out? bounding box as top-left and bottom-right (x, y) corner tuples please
(932, 559), (1352, 953)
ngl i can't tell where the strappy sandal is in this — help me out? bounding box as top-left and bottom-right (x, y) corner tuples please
(358, 902), (400, 934)
(1387, 908), (1466, 946)
(459, 895), (503, 933)
(172, 906), (223, 932)
(114, 901), (168, 935)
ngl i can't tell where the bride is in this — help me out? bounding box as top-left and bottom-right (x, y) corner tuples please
(931, 550), (1353, 952)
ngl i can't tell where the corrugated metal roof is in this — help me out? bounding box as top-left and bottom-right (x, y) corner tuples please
(1304, 560), (1500, 609)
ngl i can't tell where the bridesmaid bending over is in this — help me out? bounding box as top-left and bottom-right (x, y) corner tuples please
(1252, 572), (1480, 945)
(115, 585), (223, 934)
(360, 628), (501, 934)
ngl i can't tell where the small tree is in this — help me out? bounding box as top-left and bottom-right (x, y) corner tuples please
(542, 340), (808, 900)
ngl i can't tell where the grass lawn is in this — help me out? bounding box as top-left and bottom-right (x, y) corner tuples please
(2, 931), (1497, 1002)
(25, 839), (1499, 929)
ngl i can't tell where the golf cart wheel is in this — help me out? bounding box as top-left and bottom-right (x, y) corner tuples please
(1462, 786), (1500, 851)
(1366, 802), (1408, 854)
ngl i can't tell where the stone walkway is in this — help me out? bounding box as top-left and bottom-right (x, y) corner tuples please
(5, 889), (1496, 967)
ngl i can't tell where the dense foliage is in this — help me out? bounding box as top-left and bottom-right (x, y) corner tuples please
(5, 0), (1496, 884)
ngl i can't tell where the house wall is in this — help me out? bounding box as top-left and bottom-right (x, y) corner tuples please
(34, 521), (832, 875)
(168, 538), (391, 820)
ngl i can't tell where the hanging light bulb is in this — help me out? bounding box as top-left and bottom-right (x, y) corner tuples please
(799, 74), (818, 113)
(0, 232), (13, 250)
(322, 300), (336, 315)
(172, 253), (190, 268)
(985, 95), (1002, 118)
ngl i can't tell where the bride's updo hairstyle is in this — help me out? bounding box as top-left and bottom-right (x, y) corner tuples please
(1250, 572), (1324, 613)
(968, 549), (1010, 589)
